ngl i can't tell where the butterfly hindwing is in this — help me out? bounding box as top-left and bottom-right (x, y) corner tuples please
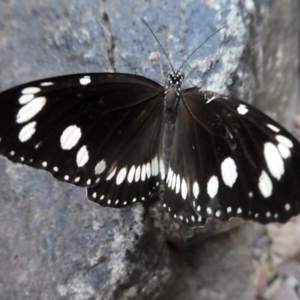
(0, 73), (166, 207)
(163, 88), (300, 226)
(162, 104), (208, 227)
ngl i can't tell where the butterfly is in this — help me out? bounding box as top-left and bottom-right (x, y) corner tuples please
(0, 65), (300, 228)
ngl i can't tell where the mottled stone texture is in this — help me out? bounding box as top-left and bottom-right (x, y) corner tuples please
(0, 0), (299, 299)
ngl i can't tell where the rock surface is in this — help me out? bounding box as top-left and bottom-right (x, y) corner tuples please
(0, 0), (299, 299)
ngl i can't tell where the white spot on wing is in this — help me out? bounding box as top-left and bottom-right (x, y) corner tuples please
(127, 165), (135, 183)
(167, 174), (172, 188)
(215, 210), (221, 217)
(285, 203), (291, 211)
(95, 160), (106, 175)
(53, 166), (59, 172)
(60, 125), (82, 150)
(207, 175), (219, 198)
(181, 178), (187, 199)
(171, 173), (176, 190)
(18, 121), (37, 142)
(276, 135), (293, 148)
(16, 96), (46, 123)
(40, 82), (54, 86)
(76, 145), (89, 167)
(116, 167), (127, 185)
(258, 171), (272, 198)
(141, 164), (146, 181)
(166, 168), (172, 184)
(221, 157), (238, 187)
(237, 104), (248, 115)
(206, 207), (212, 215)
(193, 182), (200, 199)
(159, 159), (165, 179)
(277, 144), (291, 159)
(19, 94), (34, 104)
(21, 87), (41, 94)
(146, 163), (151, 178)
(80, 76), (91, 85)
(106, 167), (116, 180)
(135, 166), (141, 182)
(175, 174), (180, 194)
(151, 157), (159, 176)
(264, 142), (284, 180)
(267, 124), (280, 132)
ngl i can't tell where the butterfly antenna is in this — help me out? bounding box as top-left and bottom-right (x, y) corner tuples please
(142, 18), (175, 72)
(178, 25), (227, 71)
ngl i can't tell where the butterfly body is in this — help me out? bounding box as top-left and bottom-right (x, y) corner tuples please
(161, 70), (185, 182)
(0, 71), (300, 227)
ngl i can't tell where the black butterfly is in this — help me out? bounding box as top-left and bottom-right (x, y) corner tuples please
(0, 67), (300, 228)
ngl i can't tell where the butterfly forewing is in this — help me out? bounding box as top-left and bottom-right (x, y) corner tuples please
(0, 73), (165, 207)
(163, 87), (300, 226)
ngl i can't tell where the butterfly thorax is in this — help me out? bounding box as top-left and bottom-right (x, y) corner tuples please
(162, 70), (184, 176)
(163, 70), (184, 122)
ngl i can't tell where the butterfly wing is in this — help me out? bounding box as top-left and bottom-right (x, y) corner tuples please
(0, 73), (165, 207)
(163, 87), (300, 227)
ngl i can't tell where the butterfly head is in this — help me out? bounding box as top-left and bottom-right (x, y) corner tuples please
(167, 70), (184, 87)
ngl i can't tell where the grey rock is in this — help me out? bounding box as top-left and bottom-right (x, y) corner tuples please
(158, 223), (261, 300)
(268, 283), (300, 300)
(0, 0), (299, 299)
